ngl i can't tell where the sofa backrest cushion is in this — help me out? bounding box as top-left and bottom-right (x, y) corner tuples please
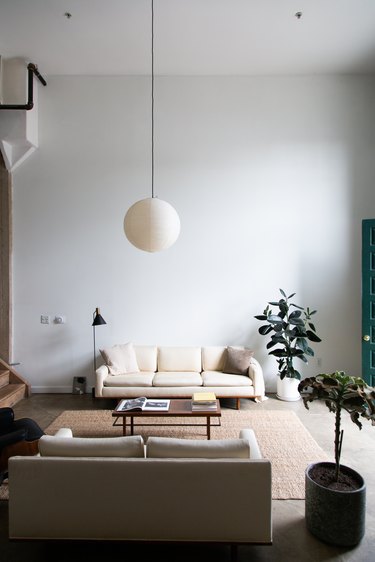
(100, 342), (140, 375)
(201, 346), (227, 371)
(158, 346), (202, 372)
(133, 345), (158, 372)
(38, 435), (145, 458)
(146, 436), (250, 458)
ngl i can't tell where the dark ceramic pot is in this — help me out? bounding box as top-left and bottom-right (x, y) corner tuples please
(305, 462), (366, 547)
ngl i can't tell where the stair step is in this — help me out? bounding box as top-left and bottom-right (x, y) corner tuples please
(0, 370), (10, 389)
(0, 383), (27, 408)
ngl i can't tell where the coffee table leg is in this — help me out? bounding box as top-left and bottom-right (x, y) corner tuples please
(207, 416), (211, 440)
(131, 417), (134, 435)
(123, 416), (127, 436)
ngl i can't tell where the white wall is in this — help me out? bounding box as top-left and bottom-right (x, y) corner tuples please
(11, 75), (375, 393)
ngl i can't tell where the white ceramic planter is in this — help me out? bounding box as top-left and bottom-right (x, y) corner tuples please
(276, 375), (301, 401)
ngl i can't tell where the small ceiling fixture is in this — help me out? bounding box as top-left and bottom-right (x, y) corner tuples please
(124, 0), (180, 253)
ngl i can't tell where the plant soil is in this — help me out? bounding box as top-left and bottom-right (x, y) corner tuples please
(309, 464), (362, 491)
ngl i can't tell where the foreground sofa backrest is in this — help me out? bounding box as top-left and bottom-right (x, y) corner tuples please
(8, 429), (272, 545)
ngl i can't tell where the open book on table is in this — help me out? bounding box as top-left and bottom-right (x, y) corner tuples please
(117, 397), (170, 412)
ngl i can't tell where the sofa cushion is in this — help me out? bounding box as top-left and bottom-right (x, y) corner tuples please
(39, 435), (145, 458)
(223, 347), (254, 375)
(153, 372), (203, 387)
(146, 436), (250, 458)
(158, 347), (202, 372)
(104, 373), (154, 387)
(100, 342), (140, 375)
(202, 346), (227, 371)
(133, 345), (158, 372)
(201, 371), (253, 387)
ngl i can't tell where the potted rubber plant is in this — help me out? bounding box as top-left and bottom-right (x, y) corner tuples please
(298, 371), (375, 546)
(254, 289), (321, 401)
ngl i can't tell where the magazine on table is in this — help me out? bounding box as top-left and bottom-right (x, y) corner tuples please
(117, 397), (170, 412)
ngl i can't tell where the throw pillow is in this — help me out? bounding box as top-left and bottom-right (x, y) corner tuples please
(223, 346), (254, 375)
(100, 341), (140, 375)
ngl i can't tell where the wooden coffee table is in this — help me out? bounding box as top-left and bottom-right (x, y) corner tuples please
(112, 398), (221, 440)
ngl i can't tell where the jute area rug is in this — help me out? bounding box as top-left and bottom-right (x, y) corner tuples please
(0, 409), (329, 501)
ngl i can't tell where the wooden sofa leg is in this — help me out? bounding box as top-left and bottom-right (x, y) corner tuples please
(236, 398), (240, 410)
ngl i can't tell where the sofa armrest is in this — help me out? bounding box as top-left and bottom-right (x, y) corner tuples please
(53, 428), (73, 438)
(239, 429), (262, 459)
(248, 357), (266, 401)
(95, 365), (109, 397)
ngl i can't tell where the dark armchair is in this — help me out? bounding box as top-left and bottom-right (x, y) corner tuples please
(0, 407), (45, 483)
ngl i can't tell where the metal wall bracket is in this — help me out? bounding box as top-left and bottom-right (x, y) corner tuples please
(0, 62), (47, 110)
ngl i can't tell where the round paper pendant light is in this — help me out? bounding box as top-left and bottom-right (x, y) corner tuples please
(124, 0), (180, 253)
(124, 197), (180, 253)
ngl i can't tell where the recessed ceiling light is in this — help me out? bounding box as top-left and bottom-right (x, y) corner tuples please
(295, 11), (303, 19)
(64, 12), (72, 19)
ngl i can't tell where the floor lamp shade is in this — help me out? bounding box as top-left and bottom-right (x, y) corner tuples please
(124, 197), (180, 253)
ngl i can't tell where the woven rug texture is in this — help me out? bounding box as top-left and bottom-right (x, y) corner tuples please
(0, 409), (329, 501)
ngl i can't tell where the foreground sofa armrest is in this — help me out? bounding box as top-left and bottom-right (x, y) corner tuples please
(53, 428), (73, 438)
(239, 429), (262, 459)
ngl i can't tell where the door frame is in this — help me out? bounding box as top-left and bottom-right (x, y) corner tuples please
(362, 219), (375, 386)
(0, 151), (12, 363)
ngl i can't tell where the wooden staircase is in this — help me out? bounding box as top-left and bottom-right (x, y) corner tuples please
(0, 358), (31, 408)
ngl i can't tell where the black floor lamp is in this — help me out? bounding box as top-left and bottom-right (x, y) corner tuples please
(92, 307), (106, 372)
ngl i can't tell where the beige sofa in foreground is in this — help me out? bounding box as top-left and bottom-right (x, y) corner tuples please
(8, 428), (272, 553)
(95, 344), (266, 407)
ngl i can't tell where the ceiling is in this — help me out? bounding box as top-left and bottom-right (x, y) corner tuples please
(1, 0), (375, 77)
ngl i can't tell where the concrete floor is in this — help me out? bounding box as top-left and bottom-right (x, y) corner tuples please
(0, 393), (374, 561)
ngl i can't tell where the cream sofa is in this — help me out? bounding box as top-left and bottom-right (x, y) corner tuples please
(95, 344), (266, 408)
(8, 428), (272, 552)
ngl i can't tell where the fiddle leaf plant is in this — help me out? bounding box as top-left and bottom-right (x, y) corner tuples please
(254, 288), (321, 380)
(298, 372), (375, 482)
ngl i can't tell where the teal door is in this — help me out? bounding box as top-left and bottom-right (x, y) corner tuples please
(362, 219), (375, 386)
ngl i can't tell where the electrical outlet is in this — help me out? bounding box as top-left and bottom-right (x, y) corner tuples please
(54, 315), (65, 324)
(41, 315), (50, 324)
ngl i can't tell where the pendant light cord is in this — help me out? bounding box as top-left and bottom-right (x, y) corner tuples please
(151, 0), (155, 198)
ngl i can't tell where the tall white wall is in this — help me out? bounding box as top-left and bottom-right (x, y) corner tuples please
(11, 75), (375, 393)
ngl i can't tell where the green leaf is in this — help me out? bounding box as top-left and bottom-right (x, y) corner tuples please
(296, 338), (308, 352)
(308, 322), (316, 332)
(268, 315), (283, 324)
(290, 303), (304, 310)
(280, 289), (287, 298)
(289, 317), (305, 326)
(254, 314), (267, 321)
(259, 325), (273, 335)
(289, 310), (302, 320)
(306, 330), (322, 342)
(270, 349), (288, 357)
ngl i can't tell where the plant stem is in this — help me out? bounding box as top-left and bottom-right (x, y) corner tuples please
(334, 406), (342, 481)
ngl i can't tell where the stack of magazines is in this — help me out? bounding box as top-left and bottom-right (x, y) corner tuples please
(192, 392), (217, 410)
